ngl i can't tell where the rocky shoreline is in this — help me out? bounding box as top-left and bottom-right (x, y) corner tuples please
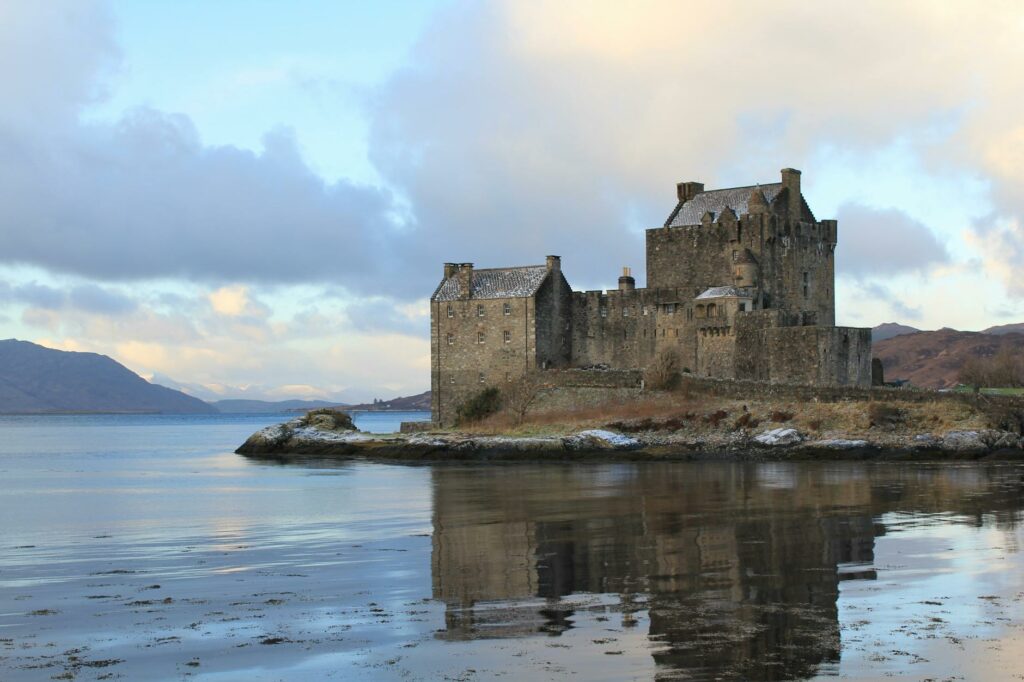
(235, 418), (1024, 463)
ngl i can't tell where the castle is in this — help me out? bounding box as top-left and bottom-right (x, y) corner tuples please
(430, 168), (871, 424)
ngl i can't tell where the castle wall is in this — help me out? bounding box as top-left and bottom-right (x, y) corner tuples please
(431, 296), (536, 425)
(763, 326), (871, 387)
(534, 271), (573, 369)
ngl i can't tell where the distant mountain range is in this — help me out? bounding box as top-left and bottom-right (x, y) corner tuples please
(0, 339), (215, 414)
(871, 322), (922, 342)
(0, 339), (431, 415)
(872, 325), (1024, 388)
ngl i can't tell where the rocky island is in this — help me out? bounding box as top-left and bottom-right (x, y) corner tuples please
(237, 392), (1024, 462)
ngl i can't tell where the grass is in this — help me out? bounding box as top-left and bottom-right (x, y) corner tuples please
(450, 390), (997, 438)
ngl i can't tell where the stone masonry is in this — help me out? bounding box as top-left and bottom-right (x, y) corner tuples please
(430, 169), (872, 424)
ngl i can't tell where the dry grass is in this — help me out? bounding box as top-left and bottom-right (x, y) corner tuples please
(448, 388), (1004, 439)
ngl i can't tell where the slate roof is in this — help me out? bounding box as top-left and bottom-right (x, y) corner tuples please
(667, 183), (783, 227)
(696, 286), (756, 300)
(432, 265), (550, 301)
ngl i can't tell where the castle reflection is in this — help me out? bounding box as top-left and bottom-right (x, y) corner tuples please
(428, 462), (1023, 680)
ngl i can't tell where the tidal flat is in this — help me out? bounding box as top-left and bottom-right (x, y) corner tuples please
(1, 414), (1023, 680)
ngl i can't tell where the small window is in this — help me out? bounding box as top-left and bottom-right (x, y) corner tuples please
(622, 307), (630, 317)
(477, 332), (485, 344)
(739, 303), (746, 312)
(449, 375), (455, 384)
(503, 302), (511, 316)
(505, 372), (512, 382)
(664, 303), (676, 315)
(447, 304), (454, 318)
(642, 305), (649, 316)
(503, 330), (511, 343)
(600, 307), (608, 318)
(446, 333), (455, 345)
(476, 304), (485, 317)
(478, 372), (485, 384)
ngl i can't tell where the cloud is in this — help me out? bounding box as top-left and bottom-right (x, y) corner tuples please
(0, 2), (401, 293)
(859, 283), (923, 322)
(835, 204), (949, 277)
(0, 280), (137, 315)
(964, 218), (1024, 297)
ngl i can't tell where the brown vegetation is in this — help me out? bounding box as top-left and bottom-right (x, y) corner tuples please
(874, 329), (1024, 388)
(644, 348), (681, 391)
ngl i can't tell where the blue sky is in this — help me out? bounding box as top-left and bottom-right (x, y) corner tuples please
(1, 1), (1022, 401)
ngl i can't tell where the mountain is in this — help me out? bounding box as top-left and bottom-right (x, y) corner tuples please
(871, 322), (922, 342)
(982, 322), (1024, 335)
(873, 329), (1024, 388)
(213, 399), (344, 413)
(290, 390), (432, 413)
(0, 339), (215, 414)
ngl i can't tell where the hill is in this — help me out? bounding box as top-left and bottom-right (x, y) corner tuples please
(0, 339), (215, 414)
(288, 390), (432, 413)
(871, 322), (922, 342)
(982, 322), (1024, 336)
(873, 329), (1024, 389)
(213, 399), (343, 413)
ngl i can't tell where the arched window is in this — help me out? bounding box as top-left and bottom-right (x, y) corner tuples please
(707, 303), (717, 318)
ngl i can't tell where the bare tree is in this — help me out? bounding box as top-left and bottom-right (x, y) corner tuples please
(645, 347), (681, 390)
(960, 356), (991, 393)
(503, 373), (550, 425)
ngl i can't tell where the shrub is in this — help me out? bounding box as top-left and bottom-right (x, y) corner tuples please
(769, 410), (794, 423)
(734, 412), (759, 429)
(704, 410), (728, 427)
(456, 387), (502, 425)
(301, 408), (355, 431)
(868, 403), (904, 428)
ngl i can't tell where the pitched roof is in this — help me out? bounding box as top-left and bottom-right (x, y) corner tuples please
(666, 183), (783, 227)
(432, 265), (550, 301)
(696, 286), (756, 300)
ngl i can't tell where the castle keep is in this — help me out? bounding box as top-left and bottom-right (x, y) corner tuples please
(430, 169), (871, 424)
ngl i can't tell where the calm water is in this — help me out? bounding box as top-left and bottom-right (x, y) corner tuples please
(1, 415), (1022, 681)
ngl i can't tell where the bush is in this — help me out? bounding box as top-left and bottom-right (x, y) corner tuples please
(456, 387), (502, 425)
(301, 408), (355, 431)
(769, 410), (794, 423)
(868, 403), (904, 428)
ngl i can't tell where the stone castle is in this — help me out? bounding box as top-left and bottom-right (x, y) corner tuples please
(430, 168), (871, 424)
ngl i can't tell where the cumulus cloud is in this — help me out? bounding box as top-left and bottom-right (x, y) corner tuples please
(366, 0), (1024, 290)
(835, 204), (949, 277)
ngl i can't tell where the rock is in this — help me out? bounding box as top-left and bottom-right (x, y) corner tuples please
(564, 430), (640, 450)
(941, 430), (986, 453)
(814, 439), (870, 449)
(754, 428), (803, 446)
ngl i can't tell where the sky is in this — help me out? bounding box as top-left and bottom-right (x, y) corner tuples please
(0, 0), (1022, 403)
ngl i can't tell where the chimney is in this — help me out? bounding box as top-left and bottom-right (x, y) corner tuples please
(676, 181), (704, 203)
(546, 255), (561, 271)
(781, 168), (802, 220)
(456, 263), (473, 299)
(618, 266), (635, 291)
(443, 262), (458, 279)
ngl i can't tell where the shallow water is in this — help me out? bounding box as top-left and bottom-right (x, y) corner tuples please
(1, 415), (1022, 680)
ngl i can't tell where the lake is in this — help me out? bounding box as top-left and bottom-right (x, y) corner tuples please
(1, 413), (1022, 680)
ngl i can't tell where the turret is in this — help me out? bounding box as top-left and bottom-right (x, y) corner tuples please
(733, 249), (759, 288)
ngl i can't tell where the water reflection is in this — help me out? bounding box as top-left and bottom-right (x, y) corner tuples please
(428, 463), (1023, 680)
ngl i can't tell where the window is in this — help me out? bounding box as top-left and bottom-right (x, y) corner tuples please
(477, 332), (485, 344)
(623, 307), (630, 317)
(739, 303), (746, 312)
(449, 375), (455, 384)
(503, 302), (511, 316)
(505, 372), (512, 382)
(476, 304), (485, 317)
(478, 372), (485, 384)
(446, 333), (455, 345)
(663, 303), (676, 315)
(600, 307), (608, 318)
(707, 303), (717, 318)
(447, 304), (454, 318)
(642, 305), (649, 316)
(503, 330), (511, 343)
(803, 272), (809, 298)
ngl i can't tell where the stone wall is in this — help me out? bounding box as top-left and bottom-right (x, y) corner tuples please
(432, 295), (536, 425)
(762, 326), (871, 387)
